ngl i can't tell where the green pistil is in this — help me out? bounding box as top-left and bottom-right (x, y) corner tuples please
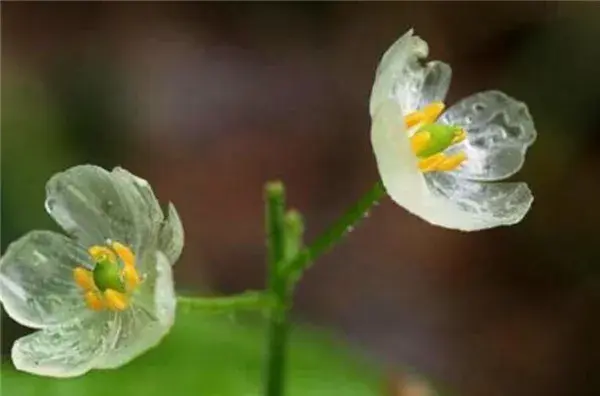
(414, 123), (462, 158)
(93, 258), (125, 292)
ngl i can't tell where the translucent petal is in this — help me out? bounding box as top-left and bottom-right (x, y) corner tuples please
(440, 91), (537, 181)
(0, 231), (91, 329)
(95, 251), (176, 369)
(45, 165), (162, 253)
(112, 167), (164, 231)
(112, 167), (165, 270)
(11, 311), (118, 378)
(157, 203), (184, 265)
(423, 172), (534, 231)
(371, 100), (431, 215)
(370, 29), (452, 117)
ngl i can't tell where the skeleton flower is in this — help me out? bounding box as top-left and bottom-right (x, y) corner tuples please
(0, 165), (184, 377)
(370, 30), (537, 231)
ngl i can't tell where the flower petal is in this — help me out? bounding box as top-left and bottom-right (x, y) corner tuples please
(0, 231), (91, 329)
(370, 29), (451, 117)
(95, 251), (176, 369)
(423, 172), (534, 231)
(158, 203), (184, 265)
(371, 99), (431, 210)
(440, 90), (537, 181)
(112, 167), (164, 228)
(11, 311), (118, 378)
(45, 165), (162, 252)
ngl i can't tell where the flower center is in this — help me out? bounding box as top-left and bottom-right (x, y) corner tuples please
(403, 101), (467, 173)
(73, 241), (141, 312)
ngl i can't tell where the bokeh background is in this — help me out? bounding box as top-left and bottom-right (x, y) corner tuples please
(2, 2), (600, 396)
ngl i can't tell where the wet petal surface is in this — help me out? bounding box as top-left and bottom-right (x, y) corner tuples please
(440, 90), (537, 181)
(0, 231), (91, 329)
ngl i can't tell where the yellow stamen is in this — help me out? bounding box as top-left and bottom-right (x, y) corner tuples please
(436, 152), (467, 171)
(418, 153), (446, 172)
(410, 131), (431, 155)
(84, 291), (104, 311)
(111, 241), (136, 268)
(421, 101), (445, 123)
(404, 111), (424, 129)
(403, 102), (445, 129)
(88, 245), (117, 264)
(104, 289), (128, 311)
(122, 265), (141, 290)
(73, 267), (96, 291)
(451, 128), (467, 145)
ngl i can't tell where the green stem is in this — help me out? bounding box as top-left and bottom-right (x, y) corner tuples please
(264, 182), (289, 396)
(281, 181), (386, 279)
(265, 304), (289, 396)
(176, 291), (272, 313)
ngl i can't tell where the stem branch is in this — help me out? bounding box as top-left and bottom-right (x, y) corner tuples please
(282, 181), (385, 279)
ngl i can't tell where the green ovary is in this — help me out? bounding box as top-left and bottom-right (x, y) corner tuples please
(413, 123), (462, 158)
(93, 259), (126, 293)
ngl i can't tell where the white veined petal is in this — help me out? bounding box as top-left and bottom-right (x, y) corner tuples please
(11, 311), (118, 378)
(45, 165), (160, 252)
(157, 203), (184, 265)
(423, 172), (534, 231)
(0, 231), (91, 329)
(440, 90), (537, 181)
(370, 29), (452, 117)
(95, 251), (176, 369)
(112, 166), (164, 233)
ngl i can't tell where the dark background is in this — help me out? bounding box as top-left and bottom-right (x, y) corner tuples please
(2, 2), (599, 396)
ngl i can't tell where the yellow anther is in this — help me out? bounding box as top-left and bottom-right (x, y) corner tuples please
(122, 265), (141, 291)
(104, 289), (128, 311)
(111, 241), (136, 268)
(403, 102), (445, 129)
(88, 245), (117, 264)
(73, 267), (96, 291)
(84, 291), (104, 311)
(451, 128), (467, 145)
(404, 111), (425, 129)
(410, 131), (431, 155)
(436, 152), (467, 171)
(421, 101), (445, 123)
(418, 153), (446, 172)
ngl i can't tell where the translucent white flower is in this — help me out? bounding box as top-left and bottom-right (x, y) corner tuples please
(0, 165), (184, 377)
(370, 29), (537, 231)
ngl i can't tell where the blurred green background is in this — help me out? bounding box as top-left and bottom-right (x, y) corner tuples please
(2, 2), (599, 396)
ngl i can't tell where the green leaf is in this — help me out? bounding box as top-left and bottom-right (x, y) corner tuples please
(1, 312), (384, 396)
